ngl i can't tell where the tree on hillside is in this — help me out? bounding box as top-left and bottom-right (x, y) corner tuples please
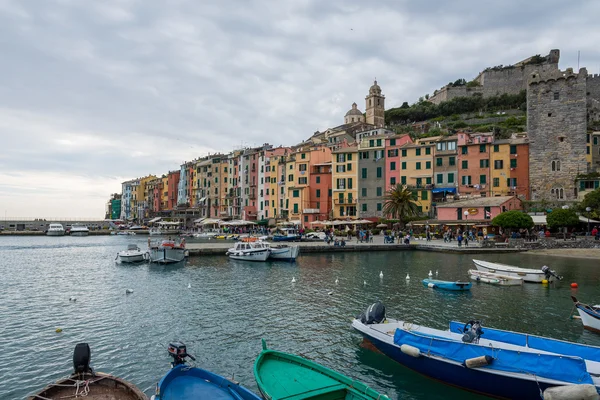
(382, 185), (421, 228)
(400, 102), (410, 109)
(546, 208), (579, 231)
(491, 211), (533, 231)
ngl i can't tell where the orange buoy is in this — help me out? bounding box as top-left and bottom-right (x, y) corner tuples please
(571, 283), (578, 288)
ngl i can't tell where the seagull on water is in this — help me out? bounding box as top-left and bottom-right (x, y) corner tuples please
(406, 274), (410, 280)
(436, 270), (439, 276)
(428, 270), (433, 277)
(363, 280), (367, 286)
(335, 278), (339, 284)
(69, 297), (77, 302)
(126, 289), (134, 294)
(188, 283), (191, 289)
(379, 271), (383, 278)
(292, 277), (296, 283)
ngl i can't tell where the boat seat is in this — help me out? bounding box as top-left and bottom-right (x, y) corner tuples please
(280, 384), (349, 400)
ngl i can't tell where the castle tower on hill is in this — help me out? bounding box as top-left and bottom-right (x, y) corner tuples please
(365, 80), (385, 127)
(527, 67), (588, 202)
(344, 102), (365, 124)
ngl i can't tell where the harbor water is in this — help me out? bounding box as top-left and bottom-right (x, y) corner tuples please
(1, 235), (599, 399)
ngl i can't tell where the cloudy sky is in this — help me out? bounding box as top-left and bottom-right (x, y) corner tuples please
(1, 0), (599, 219)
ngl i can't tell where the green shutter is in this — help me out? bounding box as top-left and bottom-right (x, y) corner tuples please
(348, 178), (353, 189)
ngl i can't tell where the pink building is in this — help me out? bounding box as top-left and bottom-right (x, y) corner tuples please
(435, 196), (522, 224)
(385, 134), (412, 189)
(167, 171), (180, 210)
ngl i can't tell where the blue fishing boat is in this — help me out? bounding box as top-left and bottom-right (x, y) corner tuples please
(272, 227), (301, 242)
(352, 302), (600, 400)
(151, 342), (261, 400)
(422, 278), (471, 291)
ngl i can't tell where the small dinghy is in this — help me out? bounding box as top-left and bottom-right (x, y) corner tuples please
(151, 342), (261, 400)
(572, 296), (600, 334)
(472, 259), (561, 283)
(468, 269), (523, 286)
(254, 339), (389, 399)
(28, 343), (147, 400)
(422, 279), (471, 291)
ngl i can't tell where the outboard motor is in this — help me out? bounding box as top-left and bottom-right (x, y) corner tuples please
(359, 301), (386, 324)
(541, 265), (562, 281)
(462, 321), (484, 344)
(73, 343), (92, 374)
(167, 342), (196, 367)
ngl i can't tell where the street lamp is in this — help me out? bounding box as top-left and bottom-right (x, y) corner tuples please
(586, 207), (591, 236)
(464, 210), (469, 233)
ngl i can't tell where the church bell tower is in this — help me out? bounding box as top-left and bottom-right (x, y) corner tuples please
(365, 80), (385, 127)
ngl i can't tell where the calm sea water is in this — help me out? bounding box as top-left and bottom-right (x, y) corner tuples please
(1, 235), (599, 399)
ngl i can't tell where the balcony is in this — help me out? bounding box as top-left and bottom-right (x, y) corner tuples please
(303, 208), (321, 214)
(334, 198), (356, 205)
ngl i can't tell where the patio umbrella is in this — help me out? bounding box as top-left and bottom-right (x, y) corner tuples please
(376, 223), (388, 228)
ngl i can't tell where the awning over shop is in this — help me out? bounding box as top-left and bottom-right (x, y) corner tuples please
(148, 217), (162, 223)
(432, 188), (456, 194)
(530, 215), (547, 225)
(579, 216), (600, 224)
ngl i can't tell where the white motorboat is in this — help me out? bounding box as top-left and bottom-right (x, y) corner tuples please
(148, 238), (186, 264)
(149, 228), (162, 236)
(572, 296), (600, 334)
(193, 231), (218, 239)
(227, 239), (270, 261)
(268, 244), (300, 261)
(46, 223), (65, 236)
(472, 259), (561, 283)
(117, 244), (148, 263)
(468, 269), (523, 286)
(272, 227), (301, 242)
(70, 224), (90, 237)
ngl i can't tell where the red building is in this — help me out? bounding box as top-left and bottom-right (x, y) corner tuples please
(167, 170), (180, 210)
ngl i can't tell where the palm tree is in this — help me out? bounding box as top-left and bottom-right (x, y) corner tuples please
(382, 184), (421, 228)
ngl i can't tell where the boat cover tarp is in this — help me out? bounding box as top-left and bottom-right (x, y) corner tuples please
(393, 329), (593, 385)
(449, 321), (600, 363)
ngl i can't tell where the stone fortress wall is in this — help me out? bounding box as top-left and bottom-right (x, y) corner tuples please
(429, 50), (560, 105)
(527, 67), (588, 202)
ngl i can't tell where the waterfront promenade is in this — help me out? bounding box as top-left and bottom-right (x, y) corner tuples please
(186, 236), (522, 256)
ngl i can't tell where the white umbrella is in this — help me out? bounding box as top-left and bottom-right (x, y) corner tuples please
(376, 223), (388, 228)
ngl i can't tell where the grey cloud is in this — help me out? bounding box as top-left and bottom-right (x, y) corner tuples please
(1, 0), (599, 217)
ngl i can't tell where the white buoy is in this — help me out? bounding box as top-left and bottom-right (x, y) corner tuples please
(291, 277), (296, 283)
(328, 291), (333, 295)
(188, 283), (191, 289)
(406, 274), (410, 280)
(126, 289), (134, 294)
(379, 271), (383, 278)
(335, 278), (339, 284)
(428, 270), (433, 277)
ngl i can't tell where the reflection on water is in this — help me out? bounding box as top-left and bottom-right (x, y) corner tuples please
(0, 235), (599, 399)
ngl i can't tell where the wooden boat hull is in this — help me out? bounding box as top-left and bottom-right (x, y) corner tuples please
(352, 316), (600, 400)
(268, 245), (300, 261)
(422, 279), (471, 291)
(254, 340), (388, 399)
(28, 371), (147, 400)
(472, 259), (556, 283)
(149, 248), (186, 264)
(573, 297), (600, 334)
(152, 364), (261, 400)
(468, 269), (523, 286)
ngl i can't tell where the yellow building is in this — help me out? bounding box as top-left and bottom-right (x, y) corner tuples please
(489, 141), (512, 196)
(331, 144), (358, 219)
(400, 142), (433, 214)
(161, 175), (169, 209)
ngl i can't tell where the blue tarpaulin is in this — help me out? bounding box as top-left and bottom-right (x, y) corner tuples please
(432, 188), (456, 194)
(449, 321), (600, 363)
(394, 328), (593, 385)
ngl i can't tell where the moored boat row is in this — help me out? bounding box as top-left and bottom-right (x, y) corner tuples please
(226, 238), (300, 262)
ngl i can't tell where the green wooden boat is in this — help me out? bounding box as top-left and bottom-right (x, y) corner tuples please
(254, 339), (389, 400)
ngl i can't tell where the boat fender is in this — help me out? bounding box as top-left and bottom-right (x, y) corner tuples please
(543, 384), (599, 400)
(464, 355), (494, 369)
(427, 283), (436, 288)
(400, 344), (421, 358)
